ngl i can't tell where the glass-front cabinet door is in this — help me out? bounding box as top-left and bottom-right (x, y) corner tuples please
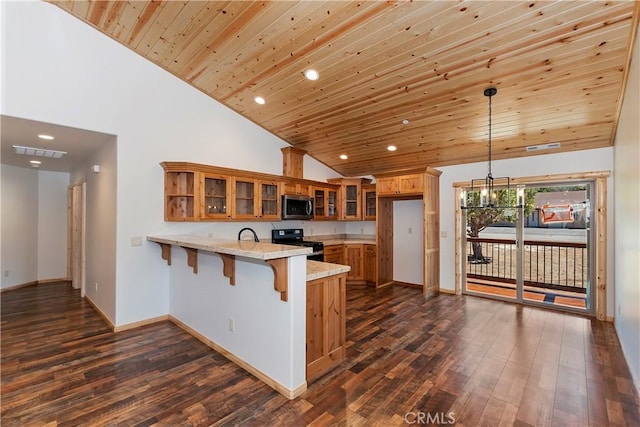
(202, 174), (231, 219)
(343, 183), (360, 220)
(313, 186), (339, 220)
(362, 184), (376, 220)
(233, 178), (258, 219)
(260, 181), (280, 219)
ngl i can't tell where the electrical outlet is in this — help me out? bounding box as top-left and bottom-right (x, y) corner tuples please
(228, 318), (235, 332)
(3, 270), (8, 277)
(408, 227), (412, 234)
(131, 236), (143, 246)
(360, 228), (364, 234)
(310, 228), (314, 235)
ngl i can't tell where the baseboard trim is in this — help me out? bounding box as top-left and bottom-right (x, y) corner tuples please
(439, 288), (456, 295)
(84, 296), (116, 331)
(169, 315), (306, 400)
(1, 278), (71, 293)
(114, 315), (170, 332)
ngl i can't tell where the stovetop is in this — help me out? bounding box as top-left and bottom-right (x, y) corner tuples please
(271, 228), (324, 251)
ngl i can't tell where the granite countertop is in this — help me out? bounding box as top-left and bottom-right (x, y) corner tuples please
(147, 234), (311, 260)
(306, 260), (351, 281)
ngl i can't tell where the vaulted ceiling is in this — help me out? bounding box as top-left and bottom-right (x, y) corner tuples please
(50, 1), (639, 177)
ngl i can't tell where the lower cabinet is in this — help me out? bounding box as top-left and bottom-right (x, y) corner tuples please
(306, 273), (346, 382)
(363, 244), (377, 285)
(323, 245), (344, 265)
(344, 244), (364, 281)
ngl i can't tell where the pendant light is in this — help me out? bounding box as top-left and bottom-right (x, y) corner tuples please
(462, 87), (518, 209)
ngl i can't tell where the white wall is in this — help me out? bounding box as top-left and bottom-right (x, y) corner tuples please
(613, 23), (640, 390)
(0, 1), (339, 325)
(1, 165), (38, 288)
(438, 147), (615, 315)
(70, 138), (118, 320)
(393, 200), (423, 285)
(37, 170), (70, 281)
(0, 165), (69, 289)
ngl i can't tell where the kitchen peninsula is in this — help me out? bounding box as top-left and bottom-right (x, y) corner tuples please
(147, 234), (349, 399)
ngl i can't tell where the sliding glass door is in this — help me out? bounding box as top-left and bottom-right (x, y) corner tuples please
(462, 182), (594, 315)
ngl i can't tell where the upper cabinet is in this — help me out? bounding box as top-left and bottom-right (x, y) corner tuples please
(203, 173), (232, 220)
(313, 185), (340, 220)
(362, 184), (376, 220)
(328, 177), (372, 221)
(162, 162), (283, 222)
(282, 180), (311, 196)
(164, 168), (199, 221)
(376, 173), (424, 196)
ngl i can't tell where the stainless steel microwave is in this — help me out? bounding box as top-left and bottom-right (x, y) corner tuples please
(281, 194), (313, 220)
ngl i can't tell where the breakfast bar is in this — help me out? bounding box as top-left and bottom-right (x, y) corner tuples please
(147, 234), (349, 399)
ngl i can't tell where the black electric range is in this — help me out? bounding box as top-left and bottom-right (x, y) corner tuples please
(271, 228), (324, 262)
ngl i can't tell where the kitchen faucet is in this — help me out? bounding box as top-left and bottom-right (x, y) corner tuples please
(238, 227), (259, 242)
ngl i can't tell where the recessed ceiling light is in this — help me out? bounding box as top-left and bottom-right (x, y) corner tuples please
(304, 69), (319, 81)
(402, 119), (409, 125)
(254, 96), (265, 105)
(30, 160), (42, 165)
(387, 145), (397, 152)
(38, 134), (54, 140)
(339, 154), (348, 160)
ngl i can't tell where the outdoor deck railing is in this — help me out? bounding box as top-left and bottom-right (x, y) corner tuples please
(466, 237), (588, 293)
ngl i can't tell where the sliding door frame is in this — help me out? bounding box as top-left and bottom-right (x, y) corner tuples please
(454, 171), (609, 320)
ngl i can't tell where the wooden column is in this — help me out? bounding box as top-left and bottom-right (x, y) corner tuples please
(281, 147), (306, 178)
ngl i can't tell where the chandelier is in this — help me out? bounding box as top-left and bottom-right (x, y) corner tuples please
(462, 87), (524, 209)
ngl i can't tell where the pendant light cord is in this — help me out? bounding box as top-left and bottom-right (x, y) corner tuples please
(488, 90), (493, 178)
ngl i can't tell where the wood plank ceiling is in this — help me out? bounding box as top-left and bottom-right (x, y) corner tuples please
(50, 1), (639, 177)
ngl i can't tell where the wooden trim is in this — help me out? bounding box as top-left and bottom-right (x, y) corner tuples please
(439, 288), (456, 295)
(0, 278), (73, 293)
(169, 315), (306, 400)
(84, 296), (116, 331)
(219, 253), (236, 285)
(454, 188), (464, 295)
(266, 258), (288, 301)
(160, 243), (172, 265)
(1, 280), (38, 293)
(113, 315), (170, 333)
(453, 171), (611, 188)
(595, 176), (607, 321)
(183, 247), (198, 274)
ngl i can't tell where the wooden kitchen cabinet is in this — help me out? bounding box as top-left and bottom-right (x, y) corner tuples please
(313, 185), (340, 220)
(164, 169), (198, 221)
(344, 244), (364, 281)
(203, 173), (232, 219)
(362, 184), (376, 220)
(282, 180), (311, 196)
(323, 245), (344, 265)
(306, 272), (346, 381)
(376, 173), (424, 196)
(232, 178), (281, 220)
(363, 244), (377, 284)
(327, 177), (372, 220)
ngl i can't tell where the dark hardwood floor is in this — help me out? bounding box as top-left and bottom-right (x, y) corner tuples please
(2, 282), (638, 426)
